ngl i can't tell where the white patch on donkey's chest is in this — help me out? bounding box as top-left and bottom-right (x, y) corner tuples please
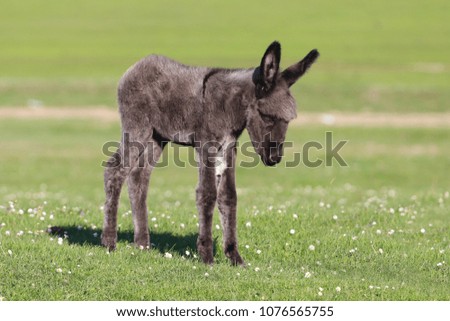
(215, 135), (234, 176)
(215, 156), (227, 176)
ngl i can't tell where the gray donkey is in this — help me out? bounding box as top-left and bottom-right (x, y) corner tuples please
(101, 41), (319, 265)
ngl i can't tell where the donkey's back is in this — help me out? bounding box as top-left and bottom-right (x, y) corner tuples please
(118, 55), (207, 110)
(117, 55), (210, 140)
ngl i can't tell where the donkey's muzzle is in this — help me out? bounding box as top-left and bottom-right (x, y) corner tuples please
(262, 144), (283, 166)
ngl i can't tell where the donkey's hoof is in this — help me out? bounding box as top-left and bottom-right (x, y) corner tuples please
(197, 237), (214, 264)
(134, 242), (151, 250)
(134, 234), (150, 250)
(230, 254), (246, 267)
(202, 256), (215, 265)
(101, 233), (117, 251)
(198, 248), (214, 265)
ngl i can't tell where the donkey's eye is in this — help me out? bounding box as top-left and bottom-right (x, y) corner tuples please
(259, 113), (275, 126)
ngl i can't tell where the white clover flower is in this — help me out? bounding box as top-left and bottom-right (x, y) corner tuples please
(56, 268), (63, 273)
(376, 229), (382, 235)
(293, 214), (298, 219)
(192, 266), (197, 270)
(17, 231), (24, 237)
(319, 287), (323, 291)
(318, 291), (323, 296)
(180, 223), (185, 229)
(18, 209), (24, 215)
(256, 250), (262, 255)
(245, 244), (250, 249)
(93, 232), (98, 237)
(57, 238), (63, 245)
(5, 230), (10, 236)
(185, 250), (190, 256)
(215, 224), (220, 230)
(304, 272), (312, 278)
(352, 236), (358, 241)
(245, 222), (252, 228)
(289, 229), (295, 235)
(7, 250), (12, 256)
(336, 286), (341, 292)
(437, 262), (443, 267)
(164, 252), (172, 259)
(254, 267), (260, 272)
(378, 248), (384, 254)
(332, 215), (338, 220)
(388, 229), (395, 235)
(204, 272), (209, 277)
(308, 245), (315, 251)
(151, 217), (157, 222)
(420, 228), (426, 234)
(389, 208), (395, 214)
(369, 285), (374, 290)
(236, 272), (240, 276)
(319, 202), (325, 207)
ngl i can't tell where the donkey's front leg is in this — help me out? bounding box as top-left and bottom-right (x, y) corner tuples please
(216, 144), (245, 266)
(196, 149), (218, 264)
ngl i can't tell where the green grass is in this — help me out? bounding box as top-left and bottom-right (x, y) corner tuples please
(1, 0), (449, 112)
(0, 119), (449, 300)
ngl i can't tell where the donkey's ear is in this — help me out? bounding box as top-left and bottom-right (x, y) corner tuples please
(258, 41), (281, 89)
(282, 49), (319, 87)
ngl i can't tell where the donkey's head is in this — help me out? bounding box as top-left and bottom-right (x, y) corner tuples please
(246, 41), (319, 166)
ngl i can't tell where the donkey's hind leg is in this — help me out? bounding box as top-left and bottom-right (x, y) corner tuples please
(101, 149), (127, 251)
(101, 110), (153, 251)
(127, 139), (164, 249)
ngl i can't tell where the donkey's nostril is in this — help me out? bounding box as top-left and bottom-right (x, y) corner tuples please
(268, 154), (281, 166)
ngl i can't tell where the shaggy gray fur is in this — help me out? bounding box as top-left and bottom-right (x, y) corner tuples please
(101, 41), (319, 265)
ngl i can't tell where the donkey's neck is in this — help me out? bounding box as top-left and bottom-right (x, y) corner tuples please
(203, 68), (255, 138)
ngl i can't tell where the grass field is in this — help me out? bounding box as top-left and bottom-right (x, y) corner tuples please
(0, 119), (449, 300)
(1, 0), (450, 112)
(0, 0), (449, 301)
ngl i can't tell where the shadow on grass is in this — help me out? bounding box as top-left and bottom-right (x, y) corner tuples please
(47, 225), (217, 258)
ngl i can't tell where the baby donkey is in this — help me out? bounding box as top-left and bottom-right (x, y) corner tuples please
(101, 41), (319, 265)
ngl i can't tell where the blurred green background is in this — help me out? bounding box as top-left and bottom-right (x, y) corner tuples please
(1, 0), (449, 112)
